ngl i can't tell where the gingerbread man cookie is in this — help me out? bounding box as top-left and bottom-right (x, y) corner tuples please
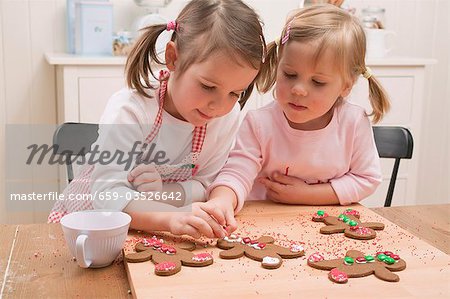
(312, 209), (385, 240)
(217, 234), (305, 269)
(307, 250), (406, 283)
(125, 236), (213, 276)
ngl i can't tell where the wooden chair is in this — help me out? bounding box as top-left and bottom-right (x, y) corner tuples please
(372, 126), (414, 207)
(52, 123), (99, 183)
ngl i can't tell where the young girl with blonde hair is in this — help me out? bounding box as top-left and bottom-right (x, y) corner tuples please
(49, 0), (267, 239)
(207, 4), (390, 226)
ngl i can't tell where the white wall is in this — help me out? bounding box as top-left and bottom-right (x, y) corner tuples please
(0, 0), (448, 223)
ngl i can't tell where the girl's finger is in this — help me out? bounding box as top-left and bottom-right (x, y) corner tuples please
(176, 224), (201, 239)
(224, 211), (238, 233)
(187, 216), (216, 239)
(128, 163), (157, 182)
(132, 172), (161, 187)
(200, 203), (226, 226)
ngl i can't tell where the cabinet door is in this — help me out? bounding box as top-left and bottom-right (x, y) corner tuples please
(349, 67), (420, 207)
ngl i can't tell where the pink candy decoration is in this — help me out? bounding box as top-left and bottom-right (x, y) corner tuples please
(142, 237), (162, 247)
(391, 254), (400, 260)
(308, 252), (324, 263)
(192, 253), (213, 262)
(329, 268), (348, 283)
(351, 226), (372, 235)
(160, 244), (176, 254)
(155, 261), (176, 272)
(356, 257), (367, 264)
(343, 209), (360, 217)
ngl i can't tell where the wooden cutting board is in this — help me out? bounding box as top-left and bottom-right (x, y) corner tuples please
(124, 201), (450, 298)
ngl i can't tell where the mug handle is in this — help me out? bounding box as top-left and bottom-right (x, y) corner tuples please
(385, 31), (397, 55)
(76, 234), (92, 268)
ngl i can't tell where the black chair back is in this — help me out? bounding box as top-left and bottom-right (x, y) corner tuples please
(53, 123), (99, 183)
(372, 126), (414, 207)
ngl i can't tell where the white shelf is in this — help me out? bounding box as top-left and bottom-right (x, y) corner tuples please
(45, 52), (437, 67)
(45, 52), (127, 65)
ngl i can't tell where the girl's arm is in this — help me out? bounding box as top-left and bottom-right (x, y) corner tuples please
(329, 115), (382, 205)
(207, 112), (263, 213)
(259, 174), (340, 205)
(260, 109), (381, 206)
(124, 200), (227, 238)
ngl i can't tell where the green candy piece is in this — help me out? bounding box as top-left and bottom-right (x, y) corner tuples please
(364, 255), (375, 262)
(343, 217), (350, 223)
(377, 254), (387, 261)
(384, 257), (395, 264)
(317, 210), (325, 216)
(346, 208), (353, 212)
(344, 256), (354, 265)
(349, 220), (358, 226)
(338, 214), (345, 219)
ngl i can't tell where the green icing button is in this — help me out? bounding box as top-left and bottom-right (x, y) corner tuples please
(349, 220), (358, 226)
(377, 254), (387, 261)
(344, 256), (354, 265)
(365, 255), (375, 262)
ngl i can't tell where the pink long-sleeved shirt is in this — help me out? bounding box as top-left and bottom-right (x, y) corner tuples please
(209, 101), (382, 212)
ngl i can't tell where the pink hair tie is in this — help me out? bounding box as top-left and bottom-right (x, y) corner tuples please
(281, 21), (292, 45)
(166, 21), (178, 31)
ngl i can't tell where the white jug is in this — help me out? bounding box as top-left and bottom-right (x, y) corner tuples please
(365, 29), (396, 58)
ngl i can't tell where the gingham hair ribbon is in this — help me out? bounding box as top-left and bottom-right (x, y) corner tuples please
(281, 21), (292, 45)
(166, 21), (178, 31)
(363, 67), (372, 79)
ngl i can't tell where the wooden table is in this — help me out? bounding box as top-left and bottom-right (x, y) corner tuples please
(1, 203), (449, 298)
(371, 204), (449, 254)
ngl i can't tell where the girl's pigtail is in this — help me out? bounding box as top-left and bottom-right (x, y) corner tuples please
(256, 40), (279, 93)
(366, 73), (390, 123)
(125, 24), (167, 98)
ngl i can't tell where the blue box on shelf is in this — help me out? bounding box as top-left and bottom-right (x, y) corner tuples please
(67, 0), (113, 55)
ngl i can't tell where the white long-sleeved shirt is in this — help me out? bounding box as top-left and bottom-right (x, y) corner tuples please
(89, 88), (240, 211)
(209, 100), (382, 212)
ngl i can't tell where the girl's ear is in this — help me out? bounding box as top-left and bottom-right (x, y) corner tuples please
(340, 80), (354, 98)
(165, 41), (178, 71)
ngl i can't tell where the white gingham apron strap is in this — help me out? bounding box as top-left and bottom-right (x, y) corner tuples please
(138, 70), (207, 182)
(47, 164), (95, 223)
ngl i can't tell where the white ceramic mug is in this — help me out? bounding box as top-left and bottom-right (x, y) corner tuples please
(61, 210), (131, 268)
(365, 29), (396, 58)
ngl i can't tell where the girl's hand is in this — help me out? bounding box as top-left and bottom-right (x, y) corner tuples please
(167, 202), (228, 239)
(259, 172), (309, 204)
(202, 198), (238, 235)
(128, 163), (163, 192)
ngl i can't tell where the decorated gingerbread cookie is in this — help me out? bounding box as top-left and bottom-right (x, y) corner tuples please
(125, 236), (213, 276)
(312, 209), (385, 240)
(217, 234), (305, 269)
(307, 250), (406, 283)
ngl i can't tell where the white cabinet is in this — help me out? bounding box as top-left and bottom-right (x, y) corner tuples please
(46, 53), (435, 207)
(46, 53), (127, 123)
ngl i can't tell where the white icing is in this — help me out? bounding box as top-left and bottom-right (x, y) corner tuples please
(262, 256), (280, 265)
(251, 243), (262, 250)
(192, 255), (212, 262)
(224, 235), (242, 243)
(290, 244), (304, 253)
